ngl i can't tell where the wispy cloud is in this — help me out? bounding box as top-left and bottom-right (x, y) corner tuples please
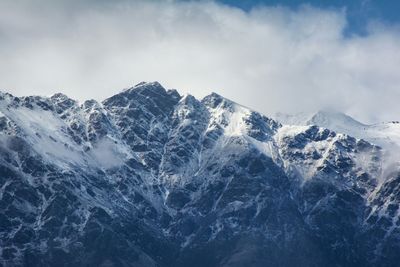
(0, 0), (399, 123)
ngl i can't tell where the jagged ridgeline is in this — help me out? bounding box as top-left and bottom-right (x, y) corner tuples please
(0, 82), (399, 267)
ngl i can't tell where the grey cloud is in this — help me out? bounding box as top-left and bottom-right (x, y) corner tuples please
(0, 0), (399, 123)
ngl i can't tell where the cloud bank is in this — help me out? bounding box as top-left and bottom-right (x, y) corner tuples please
(0, 0), (399, 123)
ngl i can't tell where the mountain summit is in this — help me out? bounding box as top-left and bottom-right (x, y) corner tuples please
(275, 110), (400, 152)
(0, 82), (399, 267)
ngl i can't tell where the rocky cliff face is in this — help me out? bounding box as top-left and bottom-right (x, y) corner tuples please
(0, 82), (399, 267)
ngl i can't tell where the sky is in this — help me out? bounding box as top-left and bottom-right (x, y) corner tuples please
(221, 0), (400, 35)
(0, 0), (399, 123)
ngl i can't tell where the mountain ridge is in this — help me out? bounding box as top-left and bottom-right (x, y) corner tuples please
(0, 82), (399, 267)
(274, 110), (400, 152)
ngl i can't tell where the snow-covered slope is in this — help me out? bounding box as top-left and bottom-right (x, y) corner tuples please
(275, 110), (400, 151)
(0, 83), (399, 267)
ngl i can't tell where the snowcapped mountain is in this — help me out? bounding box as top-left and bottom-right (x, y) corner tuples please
(274, 110), (400, 151)
(0, 82), (399, 267)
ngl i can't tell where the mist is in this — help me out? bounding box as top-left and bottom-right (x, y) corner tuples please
(0, 0), (399, 123)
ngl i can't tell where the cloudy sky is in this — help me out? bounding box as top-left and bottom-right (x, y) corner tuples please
(0, 0), (399, 123)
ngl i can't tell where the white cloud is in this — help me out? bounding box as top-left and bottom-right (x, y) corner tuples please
(0, 0), (399, 123)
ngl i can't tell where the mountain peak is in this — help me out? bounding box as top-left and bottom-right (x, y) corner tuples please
(202, 92), (223, 101)
(125, 81), (182, 101)
(50, 92), (76, 104)
(0, 90), (14, 100)
(308, 110), (366, 128)
(116, 81), (169, 99)
(133, 81), (163, 89)
(130, 81), (165, 93)
(50, 92), (77, 112)
(274, 110), (366, 128)
(202, 92), (239, 111)
(103, 81), (181, 110)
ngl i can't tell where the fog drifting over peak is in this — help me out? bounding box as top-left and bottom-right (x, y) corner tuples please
(0, 0), (399, 123)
